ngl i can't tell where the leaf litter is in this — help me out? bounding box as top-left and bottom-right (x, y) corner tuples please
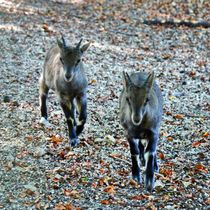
(0, 0), (209, 209)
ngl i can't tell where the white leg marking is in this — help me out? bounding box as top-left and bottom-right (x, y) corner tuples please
(40, 117), (52, 127)
(144, 151), (155, 168)
(76, 119), (83, 126)
(132, 154), (140, 167)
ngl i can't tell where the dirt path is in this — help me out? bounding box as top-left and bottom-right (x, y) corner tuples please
(0, 0), (209, 209)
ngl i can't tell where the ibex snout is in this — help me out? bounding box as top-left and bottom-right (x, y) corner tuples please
(64, 72), (74, 82)
(131, 112), (142, 126)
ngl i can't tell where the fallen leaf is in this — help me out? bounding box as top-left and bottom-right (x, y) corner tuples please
(192, 141), (202, 147)
(109, 152), (121, 158)
(99, 176), (110, 186)
(92, 183), (97, 188)
(26, 135), (33, 141)
(167, 136), (173, 141)
(188, 71), (196, 77)
(205, 199), (210, 205)
(195, 164), (208, 173)
(55, 203), (73, 210)
(89, 79), (97, 85)
(202, 132), (209, 138)
(59, 150), (66, 159)
(42, 24), (53, 33)
(48, 135), (63, 144)
(162, 53), (172, 59)
(64, 189), (80, 198)
(24, 184), (37, 193)
(145, 202), (157, 210)
(159, 152), (165, 160)
(174, 114), (184, 119)
(130, 195), (145, 200)
(99, 168), (106, 174)
(103, 185), (116, 194)
(160, 169), (173, 177)
(100, 200), (110, 205)
(129, 179), (139, 187)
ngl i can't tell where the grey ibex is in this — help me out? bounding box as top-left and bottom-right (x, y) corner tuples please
(119, 71), (163, 191)
(39, 37), (90, 146)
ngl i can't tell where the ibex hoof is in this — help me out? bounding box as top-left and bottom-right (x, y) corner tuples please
(132, 174), (142, 183)
(70, 138), (80, 147)
(40, 117), (52, 128)
(145, 177), (154, 192)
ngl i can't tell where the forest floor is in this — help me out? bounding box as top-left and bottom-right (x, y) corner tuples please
(0, 0), (209, 209)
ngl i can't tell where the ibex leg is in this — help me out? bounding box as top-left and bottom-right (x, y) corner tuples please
(144, 133), (158, 191)
(76, 93), (87, 136)
(139, 140), (145, 166)
(61, 101), (78, 147)
(128, 138), (141, 183)
(39, 78), (50, 125)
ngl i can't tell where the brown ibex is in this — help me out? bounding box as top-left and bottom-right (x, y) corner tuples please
(119, 71), (163, 191)
(39, 37), (90, 146)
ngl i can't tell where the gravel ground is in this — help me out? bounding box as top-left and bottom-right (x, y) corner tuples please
(0, 0), (209, 209)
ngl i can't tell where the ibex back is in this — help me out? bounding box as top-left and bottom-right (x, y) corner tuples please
(39, 37), (90, 146)
(119, 71), (163, 191)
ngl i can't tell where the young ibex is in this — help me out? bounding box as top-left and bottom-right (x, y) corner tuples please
(119, 71), (163, 191)
(39, 37), (90, 146)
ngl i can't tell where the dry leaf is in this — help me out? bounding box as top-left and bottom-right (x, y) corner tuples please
(202, 132), (209, 138)
(205, 199), (210, 205)
(92, 183), (97, 188)
(192, 141), (202, 147)
(48, 135), (63, 144)
(55, 203), (71, 210)
(109, 153), (121, 158)
(167, 136), (173, 141)
(160, 169), (173, 177)
(101, 200), (110, 205)
(130, 195), (145, 200)
(26, 135), (33, 141)
(174, 114), (184, 119)
(89, 79), (97, 85)
(195, 164), (208, 173)
(103, 185), (116, 194)
(99, 168), (106, 174)
(159, 152), (165, 160)
(129, 179), (139, 187)
(162, 53), (172, 59)
(64, 189), (80, 198)
(188, 71), (196, 77)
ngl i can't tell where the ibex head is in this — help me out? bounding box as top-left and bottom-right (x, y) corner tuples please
(123, 71), (154, 126)
(57, 37), (90, 82)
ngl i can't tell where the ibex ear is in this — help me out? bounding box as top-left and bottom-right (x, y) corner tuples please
(123, 71), (132, 89)
(80, 42), (91, 54)
(144, 71), (155, 91)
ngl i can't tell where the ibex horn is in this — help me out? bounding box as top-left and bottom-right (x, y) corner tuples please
(76, 39), (83, 49)
(61, 36), (66, 48)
